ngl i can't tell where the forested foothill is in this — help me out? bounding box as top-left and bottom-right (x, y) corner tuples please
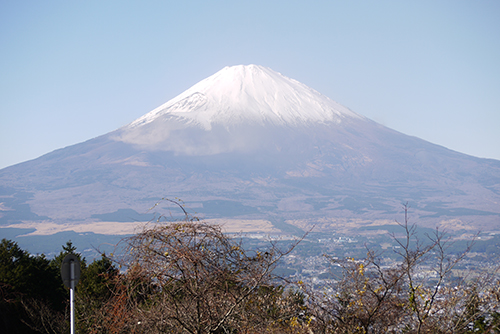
(1, 203), (499, 333)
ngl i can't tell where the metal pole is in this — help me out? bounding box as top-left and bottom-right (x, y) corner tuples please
(70, 260), (75, 334)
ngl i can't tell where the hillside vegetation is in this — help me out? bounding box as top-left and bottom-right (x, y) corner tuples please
(1, 205), (499, 333)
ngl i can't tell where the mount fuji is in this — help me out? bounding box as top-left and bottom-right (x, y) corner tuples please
(114, 65), (363, 155)
(1, 65), (500, 246)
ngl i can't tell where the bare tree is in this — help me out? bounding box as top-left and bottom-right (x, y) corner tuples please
(306, 203), (500, 334)
(102, 199), (305, 333)
(306, 251), (408, 333)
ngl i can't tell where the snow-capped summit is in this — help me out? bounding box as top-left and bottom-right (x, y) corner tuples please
(128, 65), (362, 129)
(114, 65), (365, 154)
(2, 65), (500, 244)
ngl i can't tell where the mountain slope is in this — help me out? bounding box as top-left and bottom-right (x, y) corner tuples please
(1, 65), (499, 239)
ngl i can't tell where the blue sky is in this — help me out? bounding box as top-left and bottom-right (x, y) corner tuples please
(1, 0), (499, 169)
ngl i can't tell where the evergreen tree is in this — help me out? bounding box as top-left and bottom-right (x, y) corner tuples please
(75, 254), (119, 332)
(0, 239), (67, 333)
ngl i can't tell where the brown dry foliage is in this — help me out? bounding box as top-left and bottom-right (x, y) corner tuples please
(94, 217), (307, 334)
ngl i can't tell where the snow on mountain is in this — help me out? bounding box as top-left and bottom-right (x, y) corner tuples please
(112, 65), (366, 155)
(130, 65), (363, 128)
(1, 64), (500, 248)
